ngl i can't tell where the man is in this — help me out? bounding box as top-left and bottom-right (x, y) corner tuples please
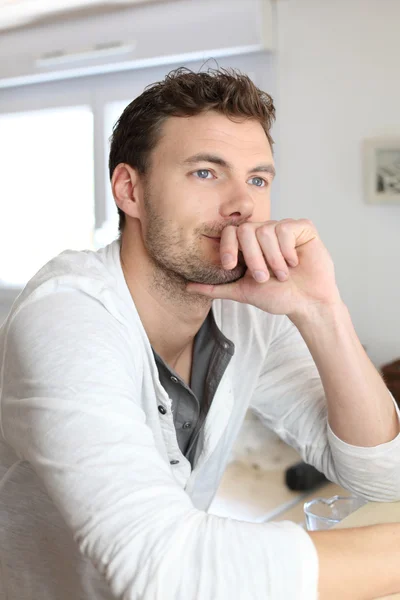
(0, 67), (400, 600)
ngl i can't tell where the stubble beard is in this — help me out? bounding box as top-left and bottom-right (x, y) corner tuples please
(142, 191), (246, 304)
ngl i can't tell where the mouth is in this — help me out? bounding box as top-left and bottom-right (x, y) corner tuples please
(204, 235), (221, 242)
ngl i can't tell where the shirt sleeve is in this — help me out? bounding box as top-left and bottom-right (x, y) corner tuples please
(0, 290), (319, 600)
(249, 315), (400, 502)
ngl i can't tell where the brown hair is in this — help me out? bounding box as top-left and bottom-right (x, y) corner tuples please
(109, 66), (276, 233)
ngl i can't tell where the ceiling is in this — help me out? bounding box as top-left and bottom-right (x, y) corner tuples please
(0, 0), (163, 32)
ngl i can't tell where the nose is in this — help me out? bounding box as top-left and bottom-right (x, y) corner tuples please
(218, 183), (255, 222)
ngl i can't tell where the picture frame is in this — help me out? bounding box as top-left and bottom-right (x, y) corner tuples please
(363, 137), (400, 205)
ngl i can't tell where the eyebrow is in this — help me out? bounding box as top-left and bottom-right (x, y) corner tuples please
(182, 152), (276, 178)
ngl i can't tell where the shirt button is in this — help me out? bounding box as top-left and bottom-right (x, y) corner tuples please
(158, 405), (167, 414)
(223, 342), (229, 349)
(170, 376), (178, 383)
(170, 460), (180, 465)
(182, 422), (192, 430)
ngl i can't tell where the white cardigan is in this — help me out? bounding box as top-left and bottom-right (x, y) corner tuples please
(0, 239), (399, 600)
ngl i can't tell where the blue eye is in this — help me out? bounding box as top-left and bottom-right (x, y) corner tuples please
(249, 176), (266, 187)
(194, 169), (212, 179)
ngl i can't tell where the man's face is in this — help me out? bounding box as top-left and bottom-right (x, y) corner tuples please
(138, 110), (275, 286)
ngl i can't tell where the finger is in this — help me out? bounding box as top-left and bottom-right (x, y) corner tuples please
(275, 220), (299, 267)
(255, 223), (290, 282)
(237, 223), (271, 283)
(219, 225), (239, 269)
(186, 280), (242, 301)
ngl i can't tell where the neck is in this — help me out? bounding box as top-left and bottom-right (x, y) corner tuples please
(119, 233), (212, 367)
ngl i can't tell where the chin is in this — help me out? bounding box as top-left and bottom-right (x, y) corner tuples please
(188, 265), (245, 286)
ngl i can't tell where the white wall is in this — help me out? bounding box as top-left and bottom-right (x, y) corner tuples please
(273, 0), (400, 368)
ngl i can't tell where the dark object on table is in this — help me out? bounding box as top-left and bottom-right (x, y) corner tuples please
(285, 461), (328, 492)
(381, 358), (400, 408)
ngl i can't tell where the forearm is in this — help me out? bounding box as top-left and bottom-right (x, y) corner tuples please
(291, 301), (399, 447)
(309, 523), (400, 600)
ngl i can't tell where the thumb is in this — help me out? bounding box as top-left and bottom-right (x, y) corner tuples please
(185, 280), (241, 301)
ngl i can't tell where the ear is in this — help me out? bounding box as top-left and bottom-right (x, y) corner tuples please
(112, 163), (144, 221)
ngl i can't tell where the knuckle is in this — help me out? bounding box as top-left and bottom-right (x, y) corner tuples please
(268, 256), (284, 269)
(256, 224), (271, 237)
(276, 222), (290, 234)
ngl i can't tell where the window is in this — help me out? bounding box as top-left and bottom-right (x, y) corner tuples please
(0, 105), (94, 286)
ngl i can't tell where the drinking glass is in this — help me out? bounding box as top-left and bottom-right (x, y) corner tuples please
(304, 495), (368, 531)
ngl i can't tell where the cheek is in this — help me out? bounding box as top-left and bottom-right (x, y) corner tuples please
(192, 185), (226, 218)
(181, 182), (222, 222)
(157, 174), (224, 228)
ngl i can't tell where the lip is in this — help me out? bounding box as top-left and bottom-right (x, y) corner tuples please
(204, 235), (221, 241)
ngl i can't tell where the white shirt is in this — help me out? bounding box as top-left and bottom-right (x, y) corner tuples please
(1, 239), (399, 600)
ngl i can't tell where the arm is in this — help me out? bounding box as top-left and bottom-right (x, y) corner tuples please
(186, 217), (400, 489)
(290, 301), (400, 447)
(249, 314), (400, 501)
(0, 290), (319, 600)
(309, 523), (400, 600)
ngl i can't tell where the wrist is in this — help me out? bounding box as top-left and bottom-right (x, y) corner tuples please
(288, 295), (348, 327)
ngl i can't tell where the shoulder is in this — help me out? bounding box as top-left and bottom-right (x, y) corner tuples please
(5, 241), (132, 327)
(0, 241), (145, 379)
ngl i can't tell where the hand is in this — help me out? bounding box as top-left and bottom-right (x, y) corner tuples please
(186, 218), (342, 319)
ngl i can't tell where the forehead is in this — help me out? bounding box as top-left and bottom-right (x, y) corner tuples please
(154, 111), (273, 164)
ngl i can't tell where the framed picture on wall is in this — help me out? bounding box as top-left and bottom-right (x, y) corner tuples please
(363, 137), (400, 204)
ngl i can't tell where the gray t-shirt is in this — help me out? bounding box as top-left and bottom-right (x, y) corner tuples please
(152, 309), (234, 468)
